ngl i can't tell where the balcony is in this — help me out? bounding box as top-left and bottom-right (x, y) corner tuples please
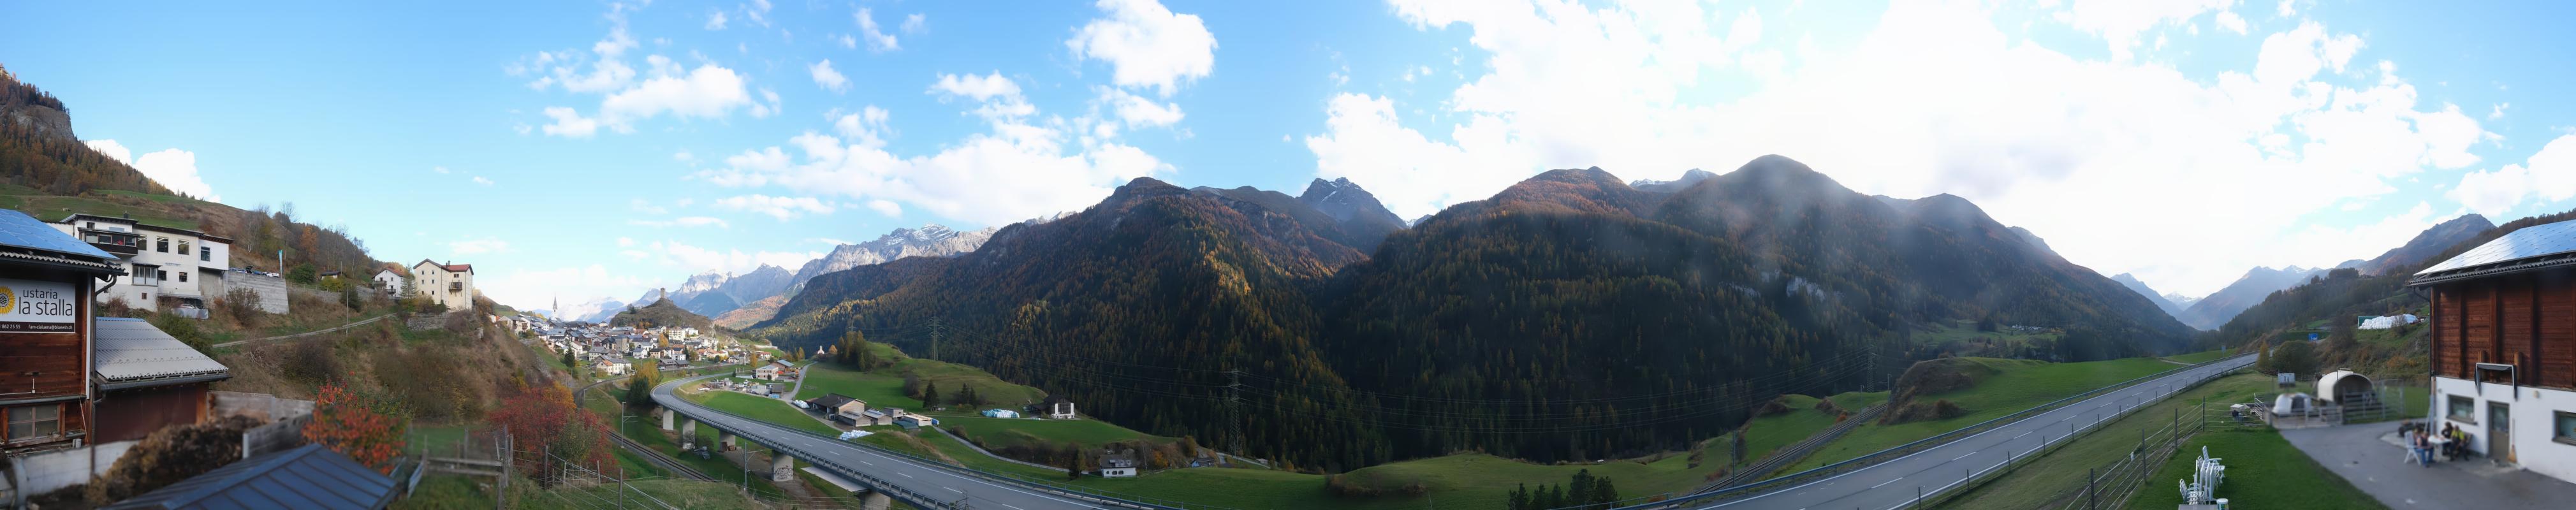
(448, 282), (463, 291)
(80, 228), (142, 255)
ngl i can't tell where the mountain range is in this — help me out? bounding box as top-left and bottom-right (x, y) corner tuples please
(2118, 213), (2493, 330)
(748, 155), (2189, 469)
(608, 224), (1000, 324)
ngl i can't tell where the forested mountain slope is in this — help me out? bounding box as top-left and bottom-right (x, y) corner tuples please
(754, 156), (2190, 470)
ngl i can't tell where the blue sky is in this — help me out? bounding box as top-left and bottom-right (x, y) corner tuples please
(6, 0), (2575, 311)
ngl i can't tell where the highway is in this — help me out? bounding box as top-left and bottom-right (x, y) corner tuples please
(652, 372), (1131, 510)
(1669, 354), (2255, 510)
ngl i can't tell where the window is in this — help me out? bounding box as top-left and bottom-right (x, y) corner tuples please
(6, 404), (61, 442)
(156, 237), (168, 252)
(2449, 395), (2477, 423)
(2559, 412), (2576, 446)
(84, 222), (94, 229)
(157, 269), (168, 282)
(179, 272), (187, 282)
(177, 240), (189, 254)
(200, 246), (211, 261)
(133, 263), (159, 285)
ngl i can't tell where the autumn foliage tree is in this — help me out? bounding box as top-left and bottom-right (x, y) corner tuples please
(304, 383), (407, 474)
(486, 382), (613, 486)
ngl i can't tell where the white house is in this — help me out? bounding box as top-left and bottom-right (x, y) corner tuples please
(2411, 219), (2576, 484)
(756, 360), (796, 381)
(592, 360), (628, 375)
(51, 213), (232, 312)
(1096, 449), (1139, 477)
(411, 259), (475, 309)
(1043, 398), (1077, 419)
(372, 268), (406, 295)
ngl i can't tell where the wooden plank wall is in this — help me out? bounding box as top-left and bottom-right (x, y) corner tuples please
(2434, 273), (2576, 390)
(2543, 277), (2575, 388)
(2501, 280), (2535, 383)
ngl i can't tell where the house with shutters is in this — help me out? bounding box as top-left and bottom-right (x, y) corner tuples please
(48, 213), (231, 313)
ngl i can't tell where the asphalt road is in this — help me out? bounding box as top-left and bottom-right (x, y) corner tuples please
(1685, 354), (2255, 510)
(654, 373), (1120, 510)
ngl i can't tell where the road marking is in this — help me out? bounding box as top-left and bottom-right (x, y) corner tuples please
(1952, 453), (1975, 461)
(1870, 477), (1903, 489)
(947, 486), (965, 493)
(2013, 431), (2032, 439)
(1004, 506), (1025, 510)
(900, 472), (914, 478)
(861, 460), (874, 465)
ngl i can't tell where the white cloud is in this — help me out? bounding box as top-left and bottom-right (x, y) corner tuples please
(2490, 103), (2510, 120)
(448, 237), (512, 255)
(540, 106), (601, 138)
(715, 194), (836, 221)
(1067, 0), (1217, 96)
(743, 0), (773, 27)
(866, 200), (903, 217)
(835, 34), (858, 49)
(2448, 135), (2576, 218)
(543, 64), (756, 138)
(832, 106), (894, 147)
(2214, 10), (2248, 34)
(810, 60), (850, 93)
(696, 78), (1171, 225)
(674, 150), (695, 162)
(617, 237), (636, 247)
(856, 8), (900, 52)
(902, 13), (927, 33)
(630, 198), (670, 214)
(628, 216), (731, 228)
(471, 176), (495, 186)
(930, 71), (1021, 101)
(432, 166), (451, 174)
(2051, 0), (2237, 61)
(1100, 87), (1184, 128)
(83, 140), (221, 201)
(1335, 0), (2501, 297)
(705, 10), (729, 30)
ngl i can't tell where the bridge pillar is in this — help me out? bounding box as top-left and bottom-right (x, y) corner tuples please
(659, 407), (673, 430)
(719, 430), (738, 451)
(770, 451), (796, 482)
(858, 492), (892, 510)
(679, 418), (698, 450)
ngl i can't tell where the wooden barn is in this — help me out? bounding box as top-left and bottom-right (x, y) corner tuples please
(2410, 217), (2576, 483)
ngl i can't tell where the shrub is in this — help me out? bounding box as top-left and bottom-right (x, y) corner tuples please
(217, 287), (264, 326)
(280, 339), (338, 384)
(147, 312), (212, 351)
(97, 297), (135, 318)
(87, 416), (263, 504)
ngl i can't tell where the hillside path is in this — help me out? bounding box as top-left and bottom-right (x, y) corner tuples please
(210, 313), (393, 348)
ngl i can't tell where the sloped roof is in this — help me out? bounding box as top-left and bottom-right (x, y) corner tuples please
(0, 209), (119, 272)
(102, 443), (396, 510)
(412, 259), (473, 273)
(94, 317), (230, 390)
(2411, 218), (2576, 286)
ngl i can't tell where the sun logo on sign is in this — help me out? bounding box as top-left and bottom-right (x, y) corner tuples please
(0, 286), (15, 312)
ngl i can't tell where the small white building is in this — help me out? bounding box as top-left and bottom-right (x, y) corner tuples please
(895, 414), (938, 429)
(1096, 449), (1139, 477)
(372, 268), (406, 296)
(1043, 398), (1077, 419)
(592, 360), (629, 375)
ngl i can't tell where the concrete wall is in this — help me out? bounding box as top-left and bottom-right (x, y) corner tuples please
(2430, 377), (2576, 483)
(10, 439), (138, 498)
(210, 390), (314, 422)
(226, 271), (289, 314)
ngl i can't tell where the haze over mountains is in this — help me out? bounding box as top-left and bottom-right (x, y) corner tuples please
(578, 224), (1000, 323)
(2108, 213), (2492, 330)
(743, 155), (2189, 469)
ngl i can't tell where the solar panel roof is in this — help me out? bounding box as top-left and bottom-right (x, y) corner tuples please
(0, 208), (116, 261)
(2415, 217), (2576, 278)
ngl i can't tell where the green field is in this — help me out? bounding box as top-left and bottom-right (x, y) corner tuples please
(940, 415), (1169, 450)
(1936, 371), (2270, 509)
(1913, 320), (2065, 358)
(794, 345), (1048, 410)
(1783, 356), (2189, 472)
(1723, 391), (1886, 472)
(2123, 428), (2385, 509)
(0, 191), (203, 230)
(684, 390), (841, 437)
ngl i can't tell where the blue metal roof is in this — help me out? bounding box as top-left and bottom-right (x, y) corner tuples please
(103, 443), (397, 510)
(0, 208), (116, 261)
(2413, 218), (2576, 286)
